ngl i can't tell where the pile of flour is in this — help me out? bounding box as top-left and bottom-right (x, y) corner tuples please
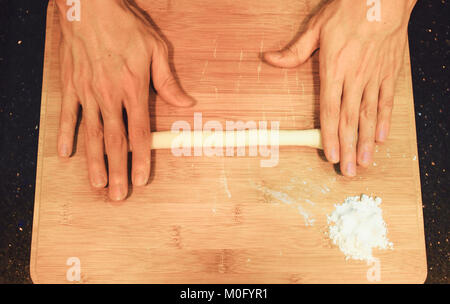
(328, 194), (393, 261)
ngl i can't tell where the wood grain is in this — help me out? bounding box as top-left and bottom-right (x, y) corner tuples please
(30, 0), (427, 283)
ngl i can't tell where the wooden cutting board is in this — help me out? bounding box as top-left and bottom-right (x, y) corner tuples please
(31, 0), (427, 283)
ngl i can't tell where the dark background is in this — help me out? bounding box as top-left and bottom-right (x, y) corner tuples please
(0, 0), (448, 283)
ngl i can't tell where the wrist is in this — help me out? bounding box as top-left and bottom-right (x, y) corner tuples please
(375, 0), (417, 30)
(56, 0), (124, 24)
(56, 0), (127, 40)
(399, 0), (417, 28)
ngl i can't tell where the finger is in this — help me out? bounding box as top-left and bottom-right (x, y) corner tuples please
(339, 83), (362, 177)
(58, 41), (79, 157)
(319, 48), (343, 164)
(376, 74), (396, 143)
(320, 78), (343, 164)
(103, 108), (129, 201)
(83, 101), (107, 188)
(357, 81), (379, 167)
(264, 26), (320, 68)
(124, 88), (151, 187)
(151, 40), (195, 107)
(58, 89), (79, 158)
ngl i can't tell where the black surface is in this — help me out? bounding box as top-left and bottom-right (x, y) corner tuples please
(0, 0), (448, 284)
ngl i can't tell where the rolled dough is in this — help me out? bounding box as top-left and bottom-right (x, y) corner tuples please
(148, 129), (323, 150)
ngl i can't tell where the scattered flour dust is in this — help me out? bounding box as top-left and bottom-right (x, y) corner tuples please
(255, 184), (315, 226)
(327, 195), (393, 262)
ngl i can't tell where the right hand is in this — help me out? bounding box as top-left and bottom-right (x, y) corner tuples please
(56, 0), (194, 200)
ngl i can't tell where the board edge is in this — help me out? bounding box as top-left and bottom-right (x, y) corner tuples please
(30, 0), (57, 285)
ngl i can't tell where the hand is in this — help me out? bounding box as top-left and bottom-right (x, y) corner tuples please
(264, 0), (416, 176)
(56, 0), (194, 200)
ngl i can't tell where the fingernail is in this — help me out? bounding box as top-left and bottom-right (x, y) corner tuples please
(378, 127), (387, 142)
(110, 186), (126, 201)
(93, 175), (106, 188)
(330, 148), (339, 163)
(362, 151), (371, 164)
(134, 171), (148, 186)
(60, 143), (69, 157)
(346, 163), (356, 177)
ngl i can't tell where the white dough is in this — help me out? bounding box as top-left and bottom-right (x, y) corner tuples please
(148, 129), (322, 150)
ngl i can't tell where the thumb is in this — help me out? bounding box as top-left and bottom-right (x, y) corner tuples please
(151, 41), (196, 107)
(264, 27), (320, 69)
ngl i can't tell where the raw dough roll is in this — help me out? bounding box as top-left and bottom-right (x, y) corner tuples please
(148, 129), (323, 150)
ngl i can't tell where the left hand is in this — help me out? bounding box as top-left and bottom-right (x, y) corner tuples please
(264, 0), (416, 176)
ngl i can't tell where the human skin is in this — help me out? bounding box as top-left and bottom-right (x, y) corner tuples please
(56, 0), (195, 200)
(265, 0), (417, 177)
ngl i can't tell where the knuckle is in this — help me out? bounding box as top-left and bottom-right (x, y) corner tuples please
(358, 130), (375, 145)
(73, 79), (84, 94)
(156, 39), (168, 54)
(72, 69), (82, 85)
(60, 110), (77, 128)
(341, 111), (359, 127)
(340, 133), (357, 148)
(130, 126), (150, 142)
(360, 104), (377, 121)
(359, 127), (376, 143)
(321, 103), (340, 120)
(379, 96), (394, 108)
(86, 125), (103, 141)
(362, 139), (375, 149)
(146, 34), (156, 45)
(92, 76), (103, 91)
(93, 75), (113, 99)
(104, 132), (127, 150)
(159, 74), (176, 91)
(286, 45), (299, 58)
(122, 66), (141, 93)
(339, 122), (358, 148)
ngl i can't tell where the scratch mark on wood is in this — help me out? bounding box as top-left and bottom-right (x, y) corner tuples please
(201, 60), (209, 79)
(237, 50), (244, 93)
(234, 204), (243, 224)
(284, 69), (296, 126)
(59, 202), (72, 225)
(171, 225), (182, 249)
(257, 40), (264, 82)
(236, 75), (242, 93)
(221, 162), (232, 199)
(238, 49), (244, 71)
(217, 249), (230, 273)
(257, 62), (262, 82)
(213, 38), (218, 58)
